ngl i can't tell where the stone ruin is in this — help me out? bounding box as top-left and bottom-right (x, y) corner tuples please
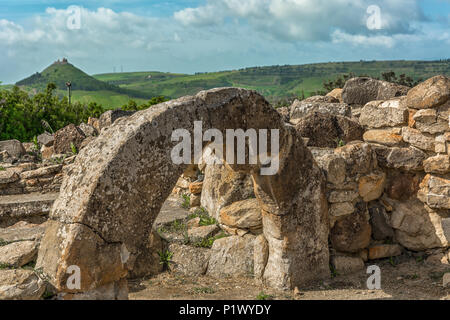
(0, 75), (449, 299)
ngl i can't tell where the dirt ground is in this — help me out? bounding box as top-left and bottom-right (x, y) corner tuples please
(129, 256), (450, 300)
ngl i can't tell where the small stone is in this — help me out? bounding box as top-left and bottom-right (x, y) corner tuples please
(329, 202), (355, 217)
(368, 244), (402, 260)
(359, 100), (408, 129)
(331, 255), (365, 275)
(37, 132), (54, 147)
(363, 129), (403, 147)
(188, 225), (219, 243)
(423, 155), (450, 174)
(187, 217), (201, 229)
(402, 127), (435, 152)
(189, 181), (203, 195)
(0, 269), (45, 300)
(0, 241), (38, 268)
(328, 190), (359, 203)
(358, 172), (386, 202)
(406, 75), (450, 109)
(40, 145), (54, 160)
(190, 194), (201, 207)
(219, 198), (262, 231)
(0, 140), (25, 159)
(443, 273), (450, 288)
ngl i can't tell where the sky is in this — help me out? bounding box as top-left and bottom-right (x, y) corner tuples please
(0, 0), (449, 84)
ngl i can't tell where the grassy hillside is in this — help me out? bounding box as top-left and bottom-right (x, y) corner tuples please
(15, 60), (154, 109)
(94, 60), (450, 103)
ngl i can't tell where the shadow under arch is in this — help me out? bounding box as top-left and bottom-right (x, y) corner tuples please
(36, 88), (330, 299)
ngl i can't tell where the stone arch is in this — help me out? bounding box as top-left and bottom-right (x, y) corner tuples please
(36, 88), (330, 299)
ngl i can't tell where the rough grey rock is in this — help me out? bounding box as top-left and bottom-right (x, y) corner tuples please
(0, 269), (45, 300)
(342, 77), (409, 106)
(168, 243), (210, 277)
(0, 140), (25, 159)
(207, 235), (255, 277)
(0, 241), (38, 268)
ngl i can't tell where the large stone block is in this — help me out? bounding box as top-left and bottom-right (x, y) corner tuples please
(359, 99), (408, 129)
(406, 75), (450, 109)
(342, 77), (409, 105)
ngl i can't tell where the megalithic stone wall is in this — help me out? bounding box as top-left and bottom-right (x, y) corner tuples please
(36, 88), (330, 299)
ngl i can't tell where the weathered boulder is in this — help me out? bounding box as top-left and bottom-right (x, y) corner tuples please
(0, 269), (45, 300)
(201, 164), (255, 220)
(0, 221), (46, 242)
(0, 140), (25, 159)
(187, 225), (219, 243)
(53, 124), (86, 154)
(390, 198), (449, 250)
(128, 229), (164, 279)
(326, 88), (343, 103)
(207, 235), (255, 277)
(342, 77), (409, 106)
(359, 99), (408, 129)
(423, 155), (450, 174)
(302, 95), (339, 103)
(334, 142), (378, 177)
(368, 244), (402, 260)
(372, 145), (426, 171)
(78, 123), (97, 137)
(37, 132), (54, 147)
(328, 190), (359, 203)
(331, 254), (364, 275)
(418, 174), (450, 209)
(385, 171), (421, 201)
(276, 107), (290, 123)
(0, 241), (38, 268)
(406, 75), (450, 109)
(330, 205), (372, 253)
(0, 169), (20, 185)
(413, 109), (449, 134)
(253, 234), (269, 279)
(363, 129), (403, 147)
(368, 204), (394, 240)
(329, 202), (355, 218)
(290, 100), (351, 121)
(401, 127), (435, 152)
(168, 243), (210, 276)
(219, 198), (262, 234)
(358, 171), (386, 202)
(294, 113), (364, 148)
(98, 110), (135, 131)
(188, 181), (203, 195)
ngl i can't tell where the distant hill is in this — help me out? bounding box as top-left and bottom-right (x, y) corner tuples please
(15, 59), (153, 108)
(94, 60), (450, 103)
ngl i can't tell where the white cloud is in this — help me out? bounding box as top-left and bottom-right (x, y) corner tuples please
(174, 0), (425, 41)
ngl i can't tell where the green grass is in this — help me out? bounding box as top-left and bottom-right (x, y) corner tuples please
(193, 232), (229, 248)
(181, 194), (190, 209)
(256, 292), (274, 300)
(94, 60), (450, 103)
(11, 59), (450, 109)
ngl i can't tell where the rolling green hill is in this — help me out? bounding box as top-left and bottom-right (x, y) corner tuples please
(94, 60), (450, 103)
(15, 59), (154, 108)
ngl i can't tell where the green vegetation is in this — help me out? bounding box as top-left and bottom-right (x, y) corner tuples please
(188, 208), (218, 226)
(0, 84), (106, 142)
(193, 232), (229, 248)
(94, 60), (450, 103)
(0, 83), (167, 142)
(158, 250), (174, 269)
(256, 292), (274, 300)
(0, 167), (5, 171)
(70, 142), (78, 155)
(0, 238), (9, 246)
(0, 263), (10, 270)
(181, 194), (191, 209)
